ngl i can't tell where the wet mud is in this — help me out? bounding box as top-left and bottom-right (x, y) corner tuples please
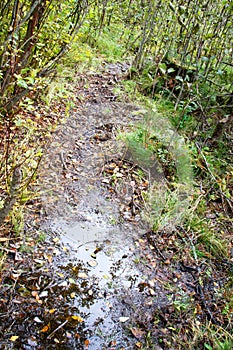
(0, 64), (166, 349)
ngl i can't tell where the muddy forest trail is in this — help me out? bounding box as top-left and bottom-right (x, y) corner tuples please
(0, 64), (231, 350)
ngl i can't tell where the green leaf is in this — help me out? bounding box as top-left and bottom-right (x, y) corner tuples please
(204, 344), (213, 350)
(25, 77), (35, 85)
(175, 75), (183, 82)
(167, 68), (175, 73)
(158, 63), (167, 75)
(17, 79), (28, 89)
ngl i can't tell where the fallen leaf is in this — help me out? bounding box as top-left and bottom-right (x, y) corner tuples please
(49, 309), (56, 314)
(39, 291), (48, 298)
(53, 248), (60, 255)
(115, 172), (123, 178)
(57, 272), (64, 278)
(40, 324), (50, 333)
(10, 336), (19, 341)
(47, 255), (53, 263)
(70, 292), (76, 298)
(103, 274), (110, 279)
(130, 327), (145, 339)
(34, 259), (45, 265)
(71, 315), (84, 322)
(31, 291), (40, 301)
(102, 178), (110, 184)
(164, 259), (171, 265)
(77, 272), (88, 279)
(69, 278), (75, 284)
(148, 279), (155, 287)
(119, 317), (129, 323)
(88, 260), (97, 267)
(34, 317), (43, 323)
(84, 339), (90, 348)
(10, 272), (20, 280)
(149, 288), (156, 296)
(59, 281), (68, 287)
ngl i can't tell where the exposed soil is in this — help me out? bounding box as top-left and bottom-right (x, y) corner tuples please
(0, 63), (232, 350)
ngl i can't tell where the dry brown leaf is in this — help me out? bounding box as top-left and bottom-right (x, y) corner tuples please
(84, 339), (90, 348)
(130, 327), (145, 339)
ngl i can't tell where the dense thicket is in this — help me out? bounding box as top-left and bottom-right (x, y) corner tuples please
(0, 0), (93, 224)
(1, 0), (232, 116)
(0, 0), (232, 224)
(0, 0), (90, 116)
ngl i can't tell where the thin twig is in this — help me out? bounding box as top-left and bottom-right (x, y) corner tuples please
(47, 319), (68, 339)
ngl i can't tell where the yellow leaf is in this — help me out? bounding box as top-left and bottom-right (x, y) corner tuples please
(47, 255), (53, 263)
(71, 315), (84, 322)
(56, 272), (64, 278)
(69, 278), (75, 284)
(44, 253), (53, 263)
(49, 309), (56, 314)
(40, 324), (50, 333)
(77, 272), (88, 279)
(10, 336), (19, 342)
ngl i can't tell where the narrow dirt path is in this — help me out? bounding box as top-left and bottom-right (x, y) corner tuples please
(1, 64), (169, 350)
(1, 64), (229, 350)
(33, 64), (167, 349)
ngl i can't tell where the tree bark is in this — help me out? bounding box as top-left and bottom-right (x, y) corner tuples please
(0, 167), (22, 226)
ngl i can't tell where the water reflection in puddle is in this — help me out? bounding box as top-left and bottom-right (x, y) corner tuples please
(48, 216), (144, 344)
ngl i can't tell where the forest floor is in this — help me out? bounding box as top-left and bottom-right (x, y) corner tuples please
(0, 63), (232, 350)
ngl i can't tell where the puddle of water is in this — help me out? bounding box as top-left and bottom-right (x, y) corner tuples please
(58, 221), (141, 287)
(47, 213), (145, 344)
(61, 221), (109, 246)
